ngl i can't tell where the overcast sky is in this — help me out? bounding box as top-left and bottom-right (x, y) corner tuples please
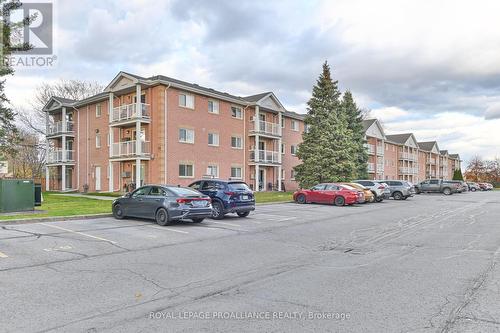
(7, 0), (500, 163)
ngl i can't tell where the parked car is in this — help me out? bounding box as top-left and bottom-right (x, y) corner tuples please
(293, 183), (362, 206)
(353, 180), (390, 202)
(339, 182), (375, 203)
(479, 182), (494, 191)
(188, 180), (255, 219)
(447, 180), (468, 193)
(375, 180), (415, 200)
(415, 179), (459, 195)
(112, 185), (213, 225)
(467, 182), (481, 192)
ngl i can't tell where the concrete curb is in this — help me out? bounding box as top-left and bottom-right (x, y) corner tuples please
(0, 214), (113, 225)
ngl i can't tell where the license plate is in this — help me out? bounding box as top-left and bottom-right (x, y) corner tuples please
(192, 200), (207, 207)
(241, 195), (249, 200)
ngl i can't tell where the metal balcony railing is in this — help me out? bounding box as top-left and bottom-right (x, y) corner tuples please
(250, 120), (282, 136)
(376, 146), (384, 156)
(47, 149), (75, 163)
(249, 149), (280, 164)
(110, 140), (151, 158)
(110, 103), (150, 123)
(47, 121), (74, 136)
(367, 162), (375, 172)
(365, 144), (375, 155)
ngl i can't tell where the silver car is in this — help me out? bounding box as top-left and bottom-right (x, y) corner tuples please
(353, 180), (390, 202)
(375, 180), (415, 200)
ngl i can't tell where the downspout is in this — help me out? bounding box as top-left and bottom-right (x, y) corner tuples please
(243, 104), (250, 183)
(164, 84), (171, 184)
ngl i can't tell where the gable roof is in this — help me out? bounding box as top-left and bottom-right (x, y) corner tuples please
(449, 154), (460, 160)
(284, 110), (305, 120)
(418, 141), (438, 152)
(440, 150), (449, 155)
(386, 133), (413, 145)
(242, 92), (273, 103)
(362, 119), (377, 132)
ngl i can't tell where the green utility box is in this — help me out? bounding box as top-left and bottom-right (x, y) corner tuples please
(0, 179), (35, 212)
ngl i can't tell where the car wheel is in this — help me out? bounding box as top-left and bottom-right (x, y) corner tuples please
(334, 196), (345, 206)
(211, 201), (225, 220)
(402, 196), (408, 200)
(237, 211), (250, 218)
(192, 218), (204, 223)
(443, 187), (452, 195)
(295, 194), (306, 204)
(393, 192), (403, 200)
(471, 188), (476, 192)
(415, 188), (421, 194)
(112, 204), (125, 219)
(155, 208), (171, 226)
(368, 196), (375, 203)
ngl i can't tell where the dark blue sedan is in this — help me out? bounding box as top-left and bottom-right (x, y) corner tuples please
(188, 180), (255, 219)
(112, 185), (213, 226)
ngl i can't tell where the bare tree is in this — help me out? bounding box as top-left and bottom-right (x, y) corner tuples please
(7, 129), (46, 179)
(464, 155), (485, 181)
(17, 80), (104, 135)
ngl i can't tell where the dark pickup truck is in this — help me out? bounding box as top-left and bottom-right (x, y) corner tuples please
(415, 179), (460, 195)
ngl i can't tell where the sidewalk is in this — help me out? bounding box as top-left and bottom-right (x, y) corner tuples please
(51, 193), (117, 201)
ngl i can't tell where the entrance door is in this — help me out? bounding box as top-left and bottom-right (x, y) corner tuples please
(258, 169), (265, 191)
(132, 163), (146, 187)
(66, 167), (73, 190)
(95, 166), (101, 191)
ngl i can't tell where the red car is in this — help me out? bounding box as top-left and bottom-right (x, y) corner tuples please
(293, 183), (362, 206)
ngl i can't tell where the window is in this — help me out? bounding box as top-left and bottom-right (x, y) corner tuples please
(131, 186), (151, 198)
(179, 93), (194, 108)
(312, 184), (326, 191)
(290, 145), (297, 155)
(281, 143), (285, 154)
(189, 181), (202, 190)
(206, 165), (219, 178)
(179, 163), (194, 177)
(291, 120), (299, 131)
(208, 132), (219, 146)
(179, 128), (195, 143)
(208, 100), (219, 114)
(291, 169), (295, 180)
(133, 94), (146, 104)
(231, 167), (242, 179)
(231, 136), (242, 149)
(281, 117), (285, 128)
(231, 106), (243, 119)
(96, 104), (102, 117)
(96, 134), (101, 148)
(150, 186), (167, 196)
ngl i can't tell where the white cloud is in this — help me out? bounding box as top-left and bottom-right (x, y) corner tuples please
(369, 107), (409, 122)
(485, 103), (500, 120)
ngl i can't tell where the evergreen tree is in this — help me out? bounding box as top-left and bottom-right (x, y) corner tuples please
(1, 0), (31, 155)
(294, 62), (356, 188)
(340, 90), (368, 179)
(452, 168), (464, 181)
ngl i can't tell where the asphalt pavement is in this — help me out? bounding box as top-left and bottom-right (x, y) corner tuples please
(1, 191), (499, 332)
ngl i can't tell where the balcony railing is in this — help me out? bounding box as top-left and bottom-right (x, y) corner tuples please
(427, 158), (436, 165)
(399, 152), (418, 161)
(249, 149), (280, 164)
(110, 103), (150, 123)
(399, 167), (419, 174)
(47, 121), (74, 136)
(376, 146), (384, 156)
(377, 163), (384, 171)
(47, 149), (75, 163)
(367, 162), (375, 173)
(250, 120), (282, 137)
(365, 144), (375, 155)
(110, 140), (151, 158)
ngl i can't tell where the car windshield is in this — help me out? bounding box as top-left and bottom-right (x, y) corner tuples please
(228, 182), (251, 191)
(341, 185), (357, 191)
(167, 187), (202, 197)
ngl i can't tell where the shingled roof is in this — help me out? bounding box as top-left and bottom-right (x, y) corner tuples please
(418, 141), (438, 151)
(386, 133), (413, 145)
(362, 119), (377, 131)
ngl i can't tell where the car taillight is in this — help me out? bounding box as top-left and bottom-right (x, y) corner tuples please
(224, 191), (235, 196)
(378, 185), (385, 189)
(176, 198), (191, 204)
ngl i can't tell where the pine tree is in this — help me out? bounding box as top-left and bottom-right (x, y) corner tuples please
(294, 62), (356, 188)
(452, 168), (464, 181)
(1, 0), (31, 155)
(340, 90), (368, 179)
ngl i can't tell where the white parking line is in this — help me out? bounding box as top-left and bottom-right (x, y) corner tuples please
(40, 223), (117, 244)
(149, 226), (189, 234)
(210, 221), (242, 227)
(0, 251), (8, 258)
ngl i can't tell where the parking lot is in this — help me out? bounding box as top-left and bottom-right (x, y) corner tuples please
(1, 191), (500, 332)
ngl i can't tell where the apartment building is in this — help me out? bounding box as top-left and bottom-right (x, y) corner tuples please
(44, 72), (306, 193)
(363, 119), (461, 183)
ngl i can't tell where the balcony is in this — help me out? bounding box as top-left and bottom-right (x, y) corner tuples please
(47, 121), (74, 137)
(365, 144), (375, 155)
(377, 163), (384, 171)
(367, 162), (375, 173)
(250, 120), (282, 137)
(47, 149), (75, 164)
(399, 152), (418, 161)
(110, 103), (150, 125)
(376, 146), (384, 156)
(110, 140), (151, 159)
(249, 149), (280, 164)
(427, 158), (436, 165)
(399, 167), (418, 174)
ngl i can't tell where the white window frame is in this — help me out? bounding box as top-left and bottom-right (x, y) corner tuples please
(206, 165), (219, 178)
(208, 132), (219, 146)
(179, 163), (194, 178)
(231, 136), (243, 149)
(208, 100), (219, 114)
(291, 120), (299, 131)
(96, 104), (102, 118)
(179, 93), (195, 109)
(179, 128), (195, 144)
(230, 166), (242, 179)
(231, 106), (243, 119)
(96, 134), (101, 148)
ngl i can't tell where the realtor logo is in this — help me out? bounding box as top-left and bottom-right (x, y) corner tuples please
(9, 2), (53, 55)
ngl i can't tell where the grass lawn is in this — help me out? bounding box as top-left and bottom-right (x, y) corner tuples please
(254, 191), (293, 204)
(0, 193), (112, 221)
(85, 192), (123, 197)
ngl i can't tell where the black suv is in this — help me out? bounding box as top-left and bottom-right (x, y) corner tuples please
(188, 180), (255, 219)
